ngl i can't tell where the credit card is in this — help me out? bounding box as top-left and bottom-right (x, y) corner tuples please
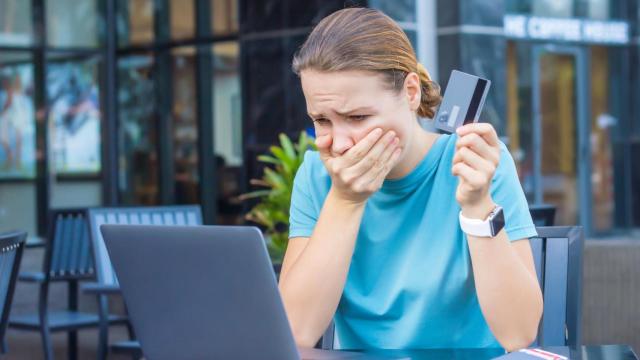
(493, 348), (569, 359)
(433, 70), (491, 133)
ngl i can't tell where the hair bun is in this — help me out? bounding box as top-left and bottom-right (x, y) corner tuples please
(415, 63), (442, 119)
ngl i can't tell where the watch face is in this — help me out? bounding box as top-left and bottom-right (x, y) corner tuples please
(491, 208), (506, 236)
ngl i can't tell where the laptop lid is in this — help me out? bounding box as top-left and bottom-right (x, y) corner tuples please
(101, 225), (300, 360)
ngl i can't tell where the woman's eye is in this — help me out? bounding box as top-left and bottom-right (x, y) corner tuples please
(349, 115), (369, 121)
(313, 118), (330, 125)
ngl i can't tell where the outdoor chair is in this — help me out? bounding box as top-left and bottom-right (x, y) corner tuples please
(0, 230), (27, 355)
(10, 209), (126, 360)
(84, 205), (202, 360)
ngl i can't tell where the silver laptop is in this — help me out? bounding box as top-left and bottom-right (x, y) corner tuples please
(101, 225), (391, 360)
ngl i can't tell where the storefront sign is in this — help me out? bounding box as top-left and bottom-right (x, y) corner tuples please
(504, 14), (629, 45)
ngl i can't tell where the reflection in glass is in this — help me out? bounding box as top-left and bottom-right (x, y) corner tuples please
(0, 0), (33, 46)
(634, 144), (640, 226)
(506, 42), (534, 199)
(171, 0), (194, 39)
(539, 54), (578, 226)
(369, 0), (416, 22)
(47, 57), (102, 175)
(117, 55), (158, 204)
(509, 43), (620, 231)
(405, 30), (417, 51)
(117, 0), (154, 47)
(581, 0), (610, 20)
(590, 46), (615, 232)
(171, 47), (199, 204)
(460, 0), (504, 26)
(0, 57), (36, 179)
(242, 37), (284, 145)
(531, 0), (573, 17)
(46, 0), (99, 47)
(634, 48), (640, 228)
(507, 45), (580, 226)
(505, 0), (612, 19)
(212, 0), (238, 35)
(459, 34), (506, 129)
(213, 42), (243, 224)
(213, 42), (241, 165)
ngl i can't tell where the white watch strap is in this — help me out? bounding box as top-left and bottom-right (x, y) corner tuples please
(459, 211), (492, 237)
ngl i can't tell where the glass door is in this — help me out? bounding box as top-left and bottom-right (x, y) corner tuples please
(531, 44), (592, 235)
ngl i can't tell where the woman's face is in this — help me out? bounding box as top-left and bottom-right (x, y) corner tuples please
(300, 69), (421, 158)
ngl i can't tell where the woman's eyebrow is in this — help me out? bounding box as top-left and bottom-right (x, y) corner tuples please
(308, 107), (375, 118)
(335, 106), (376, 116)
(307, 111), (324, 119)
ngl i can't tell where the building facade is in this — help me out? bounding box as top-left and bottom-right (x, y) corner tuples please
(0, 0), (638, 238)
(436, 0), (640, 236)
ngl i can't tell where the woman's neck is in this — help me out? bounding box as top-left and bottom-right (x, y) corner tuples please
(386, 126), (439, 180)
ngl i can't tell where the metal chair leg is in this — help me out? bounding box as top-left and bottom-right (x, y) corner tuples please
(40, 324), (54, 360)
(38, 283), (54, 360)
(97, 294), (110, 360)
(124, 304), (140, 360)
(68, 280), (78, 360)
(123, 303), (136, 340)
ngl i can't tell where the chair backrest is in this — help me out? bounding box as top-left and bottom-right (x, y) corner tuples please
(529, 204), (557, 227)
(45, 208), (95, 280)
(530, 226), (584, 347)
(86, 205), (202, 286)
(321, 225), (584, 350)
(0, 231), (27, 347)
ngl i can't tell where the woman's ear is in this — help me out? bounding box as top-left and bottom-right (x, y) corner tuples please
(404, 72), (421, 112)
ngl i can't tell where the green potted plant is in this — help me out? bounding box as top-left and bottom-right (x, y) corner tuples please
(239, 131), (316, 268)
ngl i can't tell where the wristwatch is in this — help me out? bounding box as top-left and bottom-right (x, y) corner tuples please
(459, 205), (505, 238)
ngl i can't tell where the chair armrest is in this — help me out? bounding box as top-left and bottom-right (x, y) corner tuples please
(25, 237), (46, 248)
(18, 271), (46, 283)
(81, 282), (122, 295)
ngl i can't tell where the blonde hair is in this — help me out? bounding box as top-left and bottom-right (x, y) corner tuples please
(292, 7), (441, 118)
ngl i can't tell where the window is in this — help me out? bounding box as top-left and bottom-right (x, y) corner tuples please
(212, 0), (238, 35)
(117, 0), (155, 47)
(46, 0), (100, 47)
(0, 0), (33, 46)
(172, 46), (199, 204)
(171, 0), (195, 40)
(0, 52), (36, 179)
(213, 41), (243, 224)
(47, 55), (102, 175)
(117, 54), (158, 204)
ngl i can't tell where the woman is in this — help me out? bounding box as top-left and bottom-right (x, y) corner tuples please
(278, 8), (543, 352)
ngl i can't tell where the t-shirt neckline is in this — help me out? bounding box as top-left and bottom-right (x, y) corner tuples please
(381, 134), (449, 192)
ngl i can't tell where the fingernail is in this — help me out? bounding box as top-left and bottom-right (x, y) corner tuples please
(374, 128), (383, 135)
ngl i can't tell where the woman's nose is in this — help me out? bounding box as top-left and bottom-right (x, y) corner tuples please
(331, 131), (355, 156)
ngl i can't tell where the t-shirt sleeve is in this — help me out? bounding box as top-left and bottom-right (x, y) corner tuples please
(288, 151), (319, 239)
(491, 142), (538, 241)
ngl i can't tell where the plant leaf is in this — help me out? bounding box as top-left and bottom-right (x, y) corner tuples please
(279, 133), (296, 160)
(257, 155), (280, 165)
(238, 132), (313, 264)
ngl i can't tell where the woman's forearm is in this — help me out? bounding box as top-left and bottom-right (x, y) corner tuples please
(466, 226), (543, 352)
(279, 188), (366, 347)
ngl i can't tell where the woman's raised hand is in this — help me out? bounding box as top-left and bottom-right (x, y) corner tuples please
(452, 123), (501, 218)
(315, 128), (402, 204)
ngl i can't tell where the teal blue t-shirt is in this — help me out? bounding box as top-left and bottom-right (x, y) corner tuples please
(288, 133), (537, 349)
